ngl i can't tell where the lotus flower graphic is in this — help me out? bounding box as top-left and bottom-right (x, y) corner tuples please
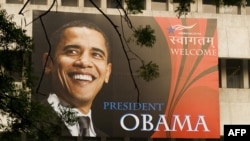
(168, 24), (196, 33)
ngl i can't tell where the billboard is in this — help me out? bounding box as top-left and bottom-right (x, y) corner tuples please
(33, 10), (219, 138)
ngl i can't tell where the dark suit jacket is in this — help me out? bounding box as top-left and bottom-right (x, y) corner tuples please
(60, 120), (108, 137)
(40, 98), (108, 137)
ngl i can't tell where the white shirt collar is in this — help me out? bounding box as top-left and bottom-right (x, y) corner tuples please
(47, 93), (96, 136)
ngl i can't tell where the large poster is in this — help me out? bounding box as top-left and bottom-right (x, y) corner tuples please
(32, 11), (219, 138)
(152, 17), (219, 138)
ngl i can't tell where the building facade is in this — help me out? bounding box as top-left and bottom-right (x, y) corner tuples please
(1, 0), (250, 140)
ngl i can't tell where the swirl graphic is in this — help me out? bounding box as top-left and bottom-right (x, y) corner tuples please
(172, 23), (196, 30)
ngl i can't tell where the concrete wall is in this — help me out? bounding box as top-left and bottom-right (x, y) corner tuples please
(220, 88), (250, 135)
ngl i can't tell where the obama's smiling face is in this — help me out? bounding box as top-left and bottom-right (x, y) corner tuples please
(45, 26), (111, 113)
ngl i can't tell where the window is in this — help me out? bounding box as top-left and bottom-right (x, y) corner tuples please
(30, 0), (47, 5)
(61, 0), (78, 7)
(202, 0), (217, 13)
(6, 0), (23, 4)
(218, 59), (222, 88)
(226, 59), (243, 88)
(203, 0), (215, 5)
(172, 0), (191, 13)
(246, 0), (250, 15)
(152, 0), (167, 11)
(107, 0), (123, 8)
(248, 60), (250, 88)
(84, 0), (101, 8)
(247, 0), (250, 6)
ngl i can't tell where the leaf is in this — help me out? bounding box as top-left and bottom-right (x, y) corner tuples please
(133, 25), (156, 48)
(137, 61), (160, 81)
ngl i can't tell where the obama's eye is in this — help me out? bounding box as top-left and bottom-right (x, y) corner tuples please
(91, 47), (107, 60)
(92, 52), (104, 60)
(65, 49), (79, 55)
(63, 46), (80, 56)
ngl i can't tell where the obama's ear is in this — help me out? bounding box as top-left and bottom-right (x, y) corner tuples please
(43, 53), (53, 74)
(105, 63), (112, 83)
